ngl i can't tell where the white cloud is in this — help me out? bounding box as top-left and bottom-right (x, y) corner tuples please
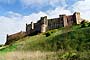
(0, 11), (27, 44)
(0, 7), (72, 44)
(20, 0), (67, 8)
(23, 12), (48, 23)
(72, 0), (90, 20)
(49, 0), (67, 7)
(20, 0), (48, 8)
(0, 16), (22, 44)
(46, 7), (72, 18)
(0, 11), (46, 44)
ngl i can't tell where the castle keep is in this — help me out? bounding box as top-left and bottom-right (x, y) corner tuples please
(5, 12), (83, 45)
(26, 12), (82, 35)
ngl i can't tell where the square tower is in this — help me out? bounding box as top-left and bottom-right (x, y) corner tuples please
(59, 14), (68, 27)
(73, 12), (81, 24)
(40, 16), (48, 33)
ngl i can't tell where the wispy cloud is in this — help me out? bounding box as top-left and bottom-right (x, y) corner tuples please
(0, 15), (24, 44)
(0, 7), (72, 44)
(72, 0), (90, 19)
(20, 0), (67, 8)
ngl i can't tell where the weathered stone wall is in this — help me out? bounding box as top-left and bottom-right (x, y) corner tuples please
(26, 16), (48, 35)
(6, 12), (83, 45)
(26, 12), (82, 36)
(63, 15), (68, 27)
(67, 15), (74, 26)
(40, 16), (48, 33)
(34, 22), (41, 33)
(26, 24), (32, 35)
(73, 12), (81, 24)
(48, 14), (68, 30)
(48, 18), (63, 30)
(5, 31), (26, 45)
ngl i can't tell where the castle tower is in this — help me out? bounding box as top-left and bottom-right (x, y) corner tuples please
(26, 23), (27, 32)
(63, 15), (68, 27)
(74, 12), (81, 24)
(5, 34), (9, 45)
(31, 22), (34, 29)
(26, 23), (30, 35)
(40, 16), (48, 33)
(59, 14), (68, 27)
(26, 22), (34, 35)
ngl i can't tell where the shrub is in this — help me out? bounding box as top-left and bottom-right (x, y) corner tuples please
(45, 32), (51, 37)
(80, 20), (90, 28)
(88, 22), (90, 27)
(60, 52), (80, 60)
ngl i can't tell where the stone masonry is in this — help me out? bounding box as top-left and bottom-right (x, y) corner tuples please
(26, 12), (83, 35)
(5, 12), (83, 45)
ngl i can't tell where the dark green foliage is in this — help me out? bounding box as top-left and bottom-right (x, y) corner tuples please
(21, 27), (90, 52)
(88, 22), (90, 27)
(0, 45), (3, 47)
(45, 29), (57, 37)
(80, 20), (90, 28)
(38, 27), (90, 51)
(45, 32), (51, 37)
(59, 52), (80, 60)
(29, 31), (40, 36)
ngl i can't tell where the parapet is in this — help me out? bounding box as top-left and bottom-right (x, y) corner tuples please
(5, 31), (26, 45)
(40, 16), (47, 20)
(73, 12), (80, 15)
(59, 14), (66, 18)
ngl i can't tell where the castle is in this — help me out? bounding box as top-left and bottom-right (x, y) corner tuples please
(5, 12), (83, 45)
(26, 12), (82, 35)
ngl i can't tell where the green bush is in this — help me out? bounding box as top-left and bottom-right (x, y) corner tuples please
(88, 22), (90, 27)
(80, 20), (90, 28)
(45, 32), (51, 37)
(60, 52), (80, 60)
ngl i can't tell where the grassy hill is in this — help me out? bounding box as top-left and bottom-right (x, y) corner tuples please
(0, 25), (90, 60)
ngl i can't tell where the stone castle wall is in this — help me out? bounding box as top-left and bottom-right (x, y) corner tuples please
(26, 12), (82, 35)
(5, 31), (26, 45)
(5, 12), (83, 45)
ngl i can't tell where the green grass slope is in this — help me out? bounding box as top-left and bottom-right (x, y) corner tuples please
(1, 25), (90, 60)
(1, 25), (90, 51)
(15, 26), (90, 52)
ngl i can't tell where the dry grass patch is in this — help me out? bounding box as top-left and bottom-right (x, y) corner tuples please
(0, 51), (58, 60)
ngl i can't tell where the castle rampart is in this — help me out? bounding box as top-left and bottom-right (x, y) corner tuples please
(5, 31), (26, 45)
(5, 12), (83, 45)
(26, 12), (82, 36)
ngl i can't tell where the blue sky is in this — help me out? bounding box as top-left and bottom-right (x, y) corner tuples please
(0, 0), (90, 44)
(0, 0), (80, 15)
